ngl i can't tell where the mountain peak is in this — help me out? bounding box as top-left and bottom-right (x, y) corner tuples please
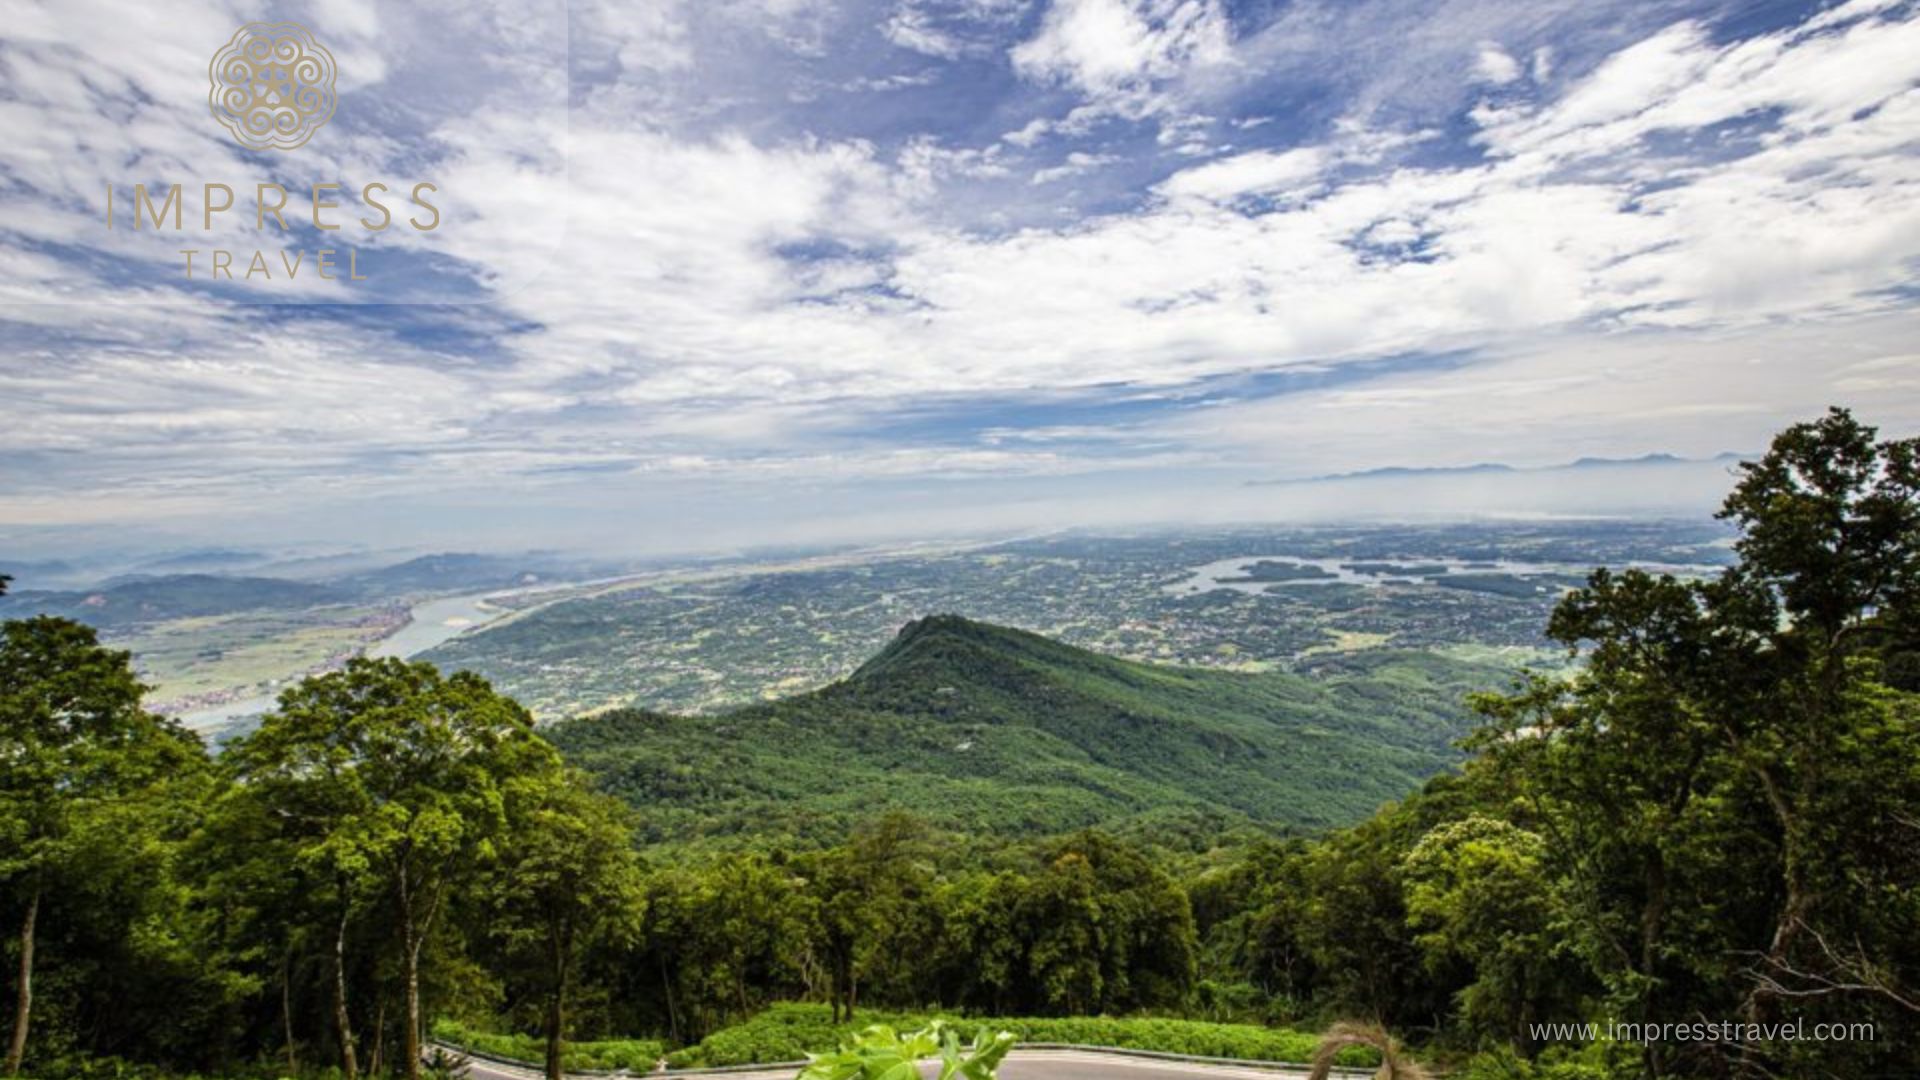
(551, 618), (1494, 844)
(852, 614), (1084, 686)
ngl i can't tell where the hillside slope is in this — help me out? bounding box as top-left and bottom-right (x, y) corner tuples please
(549, 615), (1501, 847)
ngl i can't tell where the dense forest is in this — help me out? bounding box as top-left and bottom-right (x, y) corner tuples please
(2, 408), (1916, 1080)
(548, 615), (1506, 845)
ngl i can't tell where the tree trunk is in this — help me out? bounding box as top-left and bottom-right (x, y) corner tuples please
(545, 926), (568, 1080)
(404, 941), (423, 1080)
(5, 883), (39, 1077)
(658, 952), (680, 1046)
(333, 902), (360, 1080)
(282, 946), (299, 1073)
(370, 994), (387, 1079)
(545, 990), (565, 1080)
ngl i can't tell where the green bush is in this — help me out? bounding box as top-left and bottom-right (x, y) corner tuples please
(1453, 1043), (1641, 1080)
(432, 1018), (665, 1072)
(663, 1003), (1369, 1069)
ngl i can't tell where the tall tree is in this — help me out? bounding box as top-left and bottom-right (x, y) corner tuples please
(481, 772), (645, 1080)
(1711, 407), (1920, 1028)
(226, 658), (555, 1080)
(0, 617), (199, 1076)
(1468, 408), (1920, 1076)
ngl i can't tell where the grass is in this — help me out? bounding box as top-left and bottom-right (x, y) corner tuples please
(662, 1002), (1377, 1070)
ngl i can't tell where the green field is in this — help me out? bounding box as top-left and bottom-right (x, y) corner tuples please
(114, 606), (402, 707)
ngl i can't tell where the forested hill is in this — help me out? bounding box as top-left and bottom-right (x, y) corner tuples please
(548, 614), (1505, 848)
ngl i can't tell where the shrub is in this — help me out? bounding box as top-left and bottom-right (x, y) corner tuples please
(431, 1018), (665, 1072)
(1453, 1043), (1641, 1080)
(664, 1003), (1374, 1069)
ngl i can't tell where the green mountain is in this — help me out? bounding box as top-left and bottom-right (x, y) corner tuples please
(549, 615), (1502, 848)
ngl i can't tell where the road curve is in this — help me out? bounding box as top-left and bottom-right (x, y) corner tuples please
(451, 1048), (1321, 1080)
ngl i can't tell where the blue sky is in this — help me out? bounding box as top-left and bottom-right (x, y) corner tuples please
(1, 0), (1918, 558)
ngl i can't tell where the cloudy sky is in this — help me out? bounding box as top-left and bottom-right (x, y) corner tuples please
(2, 0), (1918, 558)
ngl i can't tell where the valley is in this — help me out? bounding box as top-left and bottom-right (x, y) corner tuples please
(421, 520), (1728, 719)
(0, 520), (1729, 733)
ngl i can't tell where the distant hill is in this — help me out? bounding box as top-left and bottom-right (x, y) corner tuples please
(1265, 450), (1750, 486)
(549, 615), (1499, 849)
(331, 551), (628, 597)
(0, 574), (343, 629)
(131, 548), (271, 573)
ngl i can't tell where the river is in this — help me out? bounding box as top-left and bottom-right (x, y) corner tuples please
(175, 589), (517, 732)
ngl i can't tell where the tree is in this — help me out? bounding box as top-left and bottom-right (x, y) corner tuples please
(225, 658), (555, 1080)
(928, 871), (1025, 1014)
(1467, 571), (1737, 1077)
(481, 772), (644, 1080)
(1711, 408), (1919, 1032)
(1401, 816), (1568, 1047)
(813, 814), (933, 1023)
(1467, 408), (1920, 1077)
(0, 617), (200, 1076)
(1018, 850), (1102, 1015)
(1287, 811), (1436, 1029)
(1017, 832), (1196, 1016)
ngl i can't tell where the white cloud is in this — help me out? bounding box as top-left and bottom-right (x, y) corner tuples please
(1157, 147), (1328, 202)
(1166, 313), (1920, 475)
(885, 9), (967, 57)
(576, 0), (694, 73)
(1011, 0), (1232, 96)
(5, 0), (1920, 539)
(1530, 45), (1554, 80)
(884, 0), (1029, 58)
(1031, 151), (1120, 184)
(1473, 41), (1522, 84)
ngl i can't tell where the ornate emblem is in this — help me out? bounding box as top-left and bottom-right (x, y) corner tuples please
(207, 22), (338, 151)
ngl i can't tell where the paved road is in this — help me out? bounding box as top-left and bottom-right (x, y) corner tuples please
(451, 1048), (1320, 1080)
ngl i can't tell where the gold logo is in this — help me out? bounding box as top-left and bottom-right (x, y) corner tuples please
(208, 22), (338, 151)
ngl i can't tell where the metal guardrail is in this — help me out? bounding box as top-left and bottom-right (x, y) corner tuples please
(431, 1041), (629, 1077)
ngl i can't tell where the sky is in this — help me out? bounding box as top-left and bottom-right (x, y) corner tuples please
(1, 0), (1918, 560)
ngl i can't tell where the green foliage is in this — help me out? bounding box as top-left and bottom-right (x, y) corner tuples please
(662, 1003), (1345, 1069)
(470, 771), (646, 1077)
(1401, 817), (1570, 1044)
(0, 617), (216, 1074)
(221, 658), (561, 1079)
(430, 1019), (662, 1072)
(551, 616), (1498, 847)
(1452, 1042), (1640, 1080)
(6, 409), (1919, 1080)
(1443, 409), (1920, 1076)
(797, 1021), (1014, 1080)
(13, 1057), (348, 1080)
